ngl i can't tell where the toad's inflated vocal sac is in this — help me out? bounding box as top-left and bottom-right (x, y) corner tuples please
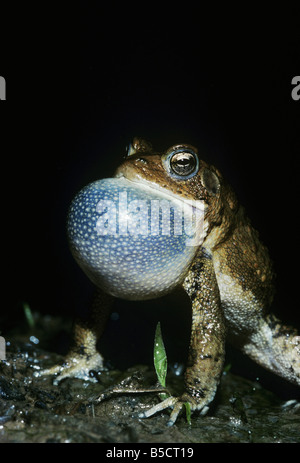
(40, 138), (300, 425)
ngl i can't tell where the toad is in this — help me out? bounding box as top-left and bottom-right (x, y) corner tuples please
(40, 138), (300, 425)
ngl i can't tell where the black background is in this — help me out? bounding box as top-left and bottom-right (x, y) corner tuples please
(1, 5), (300, 387)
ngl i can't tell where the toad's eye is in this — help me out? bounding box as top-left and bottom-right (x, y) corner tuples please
(170, 152), (197, 176)
(163, 148), (199, 179)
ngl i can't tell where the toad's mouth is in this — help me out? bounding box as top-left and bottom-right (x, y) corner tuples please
(114, 171), (206, 214)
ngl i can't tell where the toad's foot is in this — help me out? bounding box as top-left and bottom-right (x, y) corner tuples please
(138, 393), (210, 426)
(35, 352), (104, 385)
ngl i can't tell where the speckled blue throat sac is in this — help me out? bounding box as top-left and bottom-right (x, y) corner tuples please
(67, 177), (200, 300)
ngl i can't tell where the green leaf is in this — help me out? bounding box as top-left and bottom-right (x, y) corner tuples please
(223, 363), (232, 374)
(23, 302), (35, 329)
(184, 402), (192, 426)
(153, 322), (167, 388)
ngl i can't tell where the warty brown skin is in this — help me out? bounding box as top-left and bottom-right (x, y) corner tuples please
(39, 138), (300, 425)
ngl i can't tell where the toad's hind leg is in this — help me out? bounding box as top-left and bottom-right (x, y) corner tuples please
(37, 290), (114, 384)
(241, 314), (300, 387)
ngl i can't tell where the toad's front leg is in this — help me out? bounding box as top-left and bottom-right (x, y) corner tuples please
(37, 290), (113, 384)
(141, 252), (226, 425)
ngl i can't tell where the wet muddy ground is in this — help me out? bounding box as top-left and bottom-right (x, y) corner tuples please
(0, 312), (299, 443)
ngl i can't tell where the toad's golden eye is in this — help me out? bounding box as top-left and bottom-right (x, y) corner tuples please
(163, 147), (199, 179)
(170, 151), (197, 176)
